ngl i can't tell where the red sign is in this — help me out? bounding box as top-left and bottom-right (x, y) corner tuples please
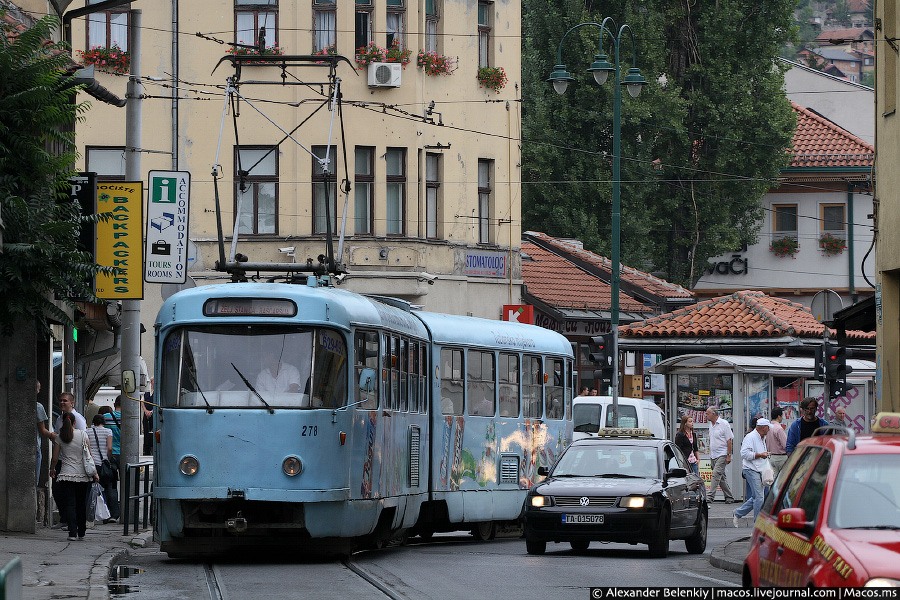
(502, 304), (534, 324)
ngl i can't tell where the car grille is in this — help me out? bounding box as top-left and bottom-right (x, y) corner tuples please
(553, 496), (618, 507)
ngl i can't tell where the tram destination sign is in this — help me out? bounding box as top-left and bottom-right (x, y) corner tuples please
(145, 171), (191, 284)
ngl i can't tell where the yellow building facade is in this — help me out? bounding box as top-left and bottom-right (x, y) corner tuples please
(68, 0), (524, 362)
(876, 1), (900, 411)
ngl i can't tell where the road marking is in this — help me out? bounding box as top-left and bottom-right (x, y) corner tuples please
(673, 571), (740, 587)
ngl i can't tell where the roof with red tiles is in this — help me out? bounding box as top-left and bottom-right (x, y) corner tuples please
(524, 232), (694, 301)
(620, 290), (875, 341)
(789, 101), (874, 168)
(521, 241), (653, 313)
(815, 27), (874, 43)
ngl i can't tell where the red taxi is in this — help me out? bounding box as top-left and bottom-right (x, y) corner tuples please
(743, 413), (900, 587)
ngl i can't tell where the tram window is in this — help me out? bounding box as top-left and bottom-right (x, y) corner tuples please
(381, 333), (391, 410)
(310, 330), (347, 408)
(467, 350), (495, 416)
(160, 331), (183, 407)
(390, 336), (400, 411)
(440, 348), (463, 415)
(546, 358), (564, 420)
(408, 341), (419, 413)
(565, 358), (573, 420)
(418, 344), (426, 414)
(400, 338), (409, 412)
(523, 355), (543, 418)
(499, 352), (519, 417)
(355, 331), (379, 409)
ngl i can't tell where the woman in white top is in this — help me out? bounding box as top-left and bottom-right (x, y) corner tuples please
(87, 414), (117, 523)
(50, 413), (98, 540)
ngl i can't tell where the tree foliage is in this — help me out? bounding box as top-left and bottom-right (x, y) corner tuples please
(522, 0), (796, 287)
(0, 14), (104, 335)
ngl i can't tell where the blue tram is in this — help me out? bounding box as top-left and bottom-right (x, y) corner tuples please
(153, 281), (573, 556)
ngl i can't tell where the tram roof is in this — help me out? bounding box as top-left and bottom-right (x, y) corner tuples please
(412, 311), (573, 356)
(156, 282), (428, 338)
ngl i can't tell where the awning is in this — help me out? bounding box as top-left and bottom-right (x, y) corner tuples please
(650, 353), (876, 377)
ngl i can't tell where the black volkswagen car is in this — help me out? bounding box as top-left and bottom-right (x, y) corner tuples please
(523, 431), (708, 557)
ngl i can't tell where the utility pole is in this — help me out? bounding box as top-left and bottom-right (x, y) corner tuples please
(119, 9), (143, 492)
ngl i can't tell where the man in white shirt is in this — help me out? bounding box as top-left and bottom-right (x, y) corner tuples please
(705, 406), (735, 503)
(733, 418), (771, 526)
(53, 392), (86, 432)
(255, 349), (303, 393)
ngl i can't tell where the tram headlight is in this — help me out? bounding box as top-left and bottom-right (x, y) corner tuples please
(283, 456), (303, 476)
(179, 455), (199, 476)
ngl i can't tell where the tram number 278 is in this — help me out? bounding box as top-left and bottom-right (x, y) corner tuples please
(301, 425), (319, 437)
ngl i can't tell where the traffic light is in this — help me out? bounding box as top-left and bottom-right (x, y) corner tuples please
(813, 344), (825, 381)
(589, 332), (614, 367)
(824, 342), (853, 381)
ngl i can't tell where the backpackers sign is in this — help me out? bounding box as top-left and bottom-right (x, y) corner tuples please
(95, 182), (143, 299)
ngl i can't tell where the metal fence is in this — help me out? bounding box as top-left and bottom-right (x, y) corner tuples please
(122, 460), (153, 536)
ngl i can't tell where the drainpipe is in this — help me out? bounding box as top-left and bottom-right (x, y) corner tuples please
(848, 183), (856, 303)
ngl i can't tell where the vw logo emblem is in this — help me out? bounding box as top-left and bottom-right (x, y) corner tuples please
(579, 497), (590, 506)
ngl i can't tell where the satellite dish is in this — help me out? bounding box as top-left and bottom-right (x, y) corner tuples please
(810, 289), (844, 324)
(160, 276), (197, 301)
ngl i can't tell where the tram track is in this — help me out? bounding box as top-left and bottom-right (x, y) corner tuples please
(204, 564), (228, 600)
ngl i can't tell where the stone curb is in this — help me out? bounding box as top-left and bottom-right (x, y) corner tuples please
(708, 536), (751, 576)
(86, 530), (154, 600)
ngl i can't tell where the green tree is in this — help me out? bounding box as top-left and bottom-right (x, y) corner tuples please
(522, 0), (796, 287)
(832, 0), (851, 27)
(0, 14), (105, 335)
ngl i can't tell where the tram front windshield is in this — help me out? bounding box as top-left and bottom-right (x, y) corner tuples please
(160, 326), (347, 409)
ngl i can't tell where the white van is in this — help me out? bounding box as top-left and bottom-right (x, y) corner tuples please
(571, 396), (667, 439)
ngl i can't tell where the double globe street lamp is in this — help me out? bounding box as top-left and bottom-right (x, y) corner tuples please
(548, 19), (646, 426)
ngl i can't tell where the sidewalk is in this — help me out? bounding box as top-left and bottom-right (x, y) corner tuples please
(706, 499), (753, 575)
(0, 521), (151, 600)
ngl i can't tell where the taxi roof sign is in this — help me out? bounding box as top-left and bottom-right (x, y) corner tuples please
(872, 413), (900, 434)
(590, 427), (654, 438)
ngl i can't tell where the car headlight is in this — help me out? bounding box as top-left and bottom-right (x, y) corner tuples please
(866, 579), (900, 587)
(619, 496), (651, 509)
(179, 455), (199, 476)
(531, 495), (549, 507)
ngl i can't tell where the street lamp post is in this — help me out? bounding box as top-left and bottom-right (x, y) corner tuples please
(549, 19), (646, 426)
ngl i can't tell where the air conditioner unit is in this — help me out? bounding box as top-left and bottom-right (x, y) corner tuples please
(368, 62), (402, 88)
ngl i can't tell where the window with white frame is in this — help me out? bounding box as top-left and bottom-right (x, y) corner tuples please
(386, 148), (406, 235)
(478, 159), (493, 244)
(354, 147), (374, 235)
(86, 147), (126, 180)
(477, 0), (492, 67)
(425, 0), (439, 53)
(235, 147), (278, 235)
(312, 145), (337, 235)
(355, 0), (373, 52)
(821, 203), (847, 236)
(313, 0), (336, 52)
(87, 0), (128, 52)
(235, 0), (277, 50)
(386, 0), (405, 49)
(772, 203), (798, 237)
(426, 153), (441, 239)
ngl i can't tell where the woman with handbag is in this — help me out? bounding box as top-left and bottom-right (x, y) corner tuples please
(87, 414), (118, 523)
(674, 415), (701, 475)
(49, 413), (99, 540)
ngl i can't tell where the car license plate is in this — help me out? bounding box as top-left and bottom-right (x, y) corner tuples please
(562, 514), (604, 524)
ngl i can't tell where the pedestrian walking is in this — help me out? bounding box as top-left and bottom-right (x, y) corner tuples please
(766, 407), (788, 477)
(705, 406), (736, 503)
(674, 415), (700, 475)
(87, 414), (117, 523)
(50, 413), (99, 540)
(733, 418), (771, 525)
(786, 397), (828, 453)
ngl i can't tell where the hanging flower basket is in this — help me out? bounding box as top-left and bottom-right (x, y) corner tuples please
(819, 232), (847, 256)
(356, 41), (411, 69)
(477, 66), (507, 93)
(78, 45), (130, 75)
(770, 236), (799, 258)
(417, 50), (455, 76)
(228, 45), (284, 65)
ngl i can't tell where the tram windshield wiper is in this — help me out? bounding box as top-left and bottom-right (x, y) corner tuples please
(185, 368), (213, 413)
(231, 363), (275, 414)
